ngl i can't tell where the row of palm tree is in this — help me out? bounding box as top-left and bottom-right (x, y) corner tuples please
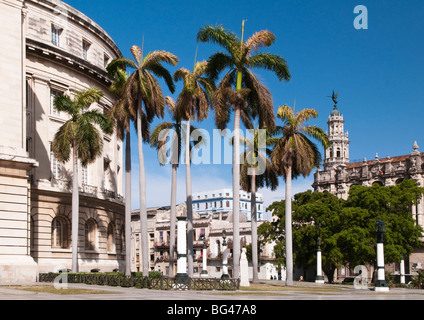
(53, 23), (329, 286)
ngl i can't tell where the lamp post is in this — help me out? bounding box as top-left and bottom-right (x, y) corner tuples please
(200, 234), (208, 277)
(175, 215), (188, 282)
(375, 220), (389, 292)
(221, 229), (230, 280)
(315, 237), (325, 284)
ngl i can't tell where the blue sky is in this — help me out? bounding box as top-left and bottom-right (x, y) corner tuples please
(65, 0), (424, 209)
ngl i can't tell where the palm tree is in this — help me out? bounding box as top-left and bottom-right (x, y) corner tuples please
(52, 87), (113, 272)
(150, 96), (182, 278)
(107, 45), (178, 276)
(197, 24), (291, 279)
(270, 104), (329, 286)
(239, 127), (279, 283)
(106, 64), (133, 277)
(172, 61), (214, 277)
(150, 97), (207, 277)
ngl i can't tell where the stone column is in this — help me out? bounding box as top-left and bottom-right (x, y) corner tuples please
(315, 237), (325, 284)
(240, 248), (250, 286)
(175, 216), (188, 281)
(375, 220), (389, 292)
(221, 229), (229, 280)
(417, 196), (423, 227)
(201, 239), (208, 277)
(400, 255), (405, 285)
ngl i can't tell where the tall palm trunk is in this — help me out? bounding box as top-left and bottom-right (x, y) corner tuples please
(186, 119), (194, 278)
(124, 128), (132, 277)
(137, 103), (149, 276)
(71, 142), (79, 272)
(232, 104), (241, 280)
(285, 165), (293, 286)
(169, 163), (177, 277)
(250, 168), (259, 283)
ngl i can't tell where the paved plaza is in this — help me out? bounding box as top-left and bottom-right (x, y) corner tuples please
(1, 280), (423, 300)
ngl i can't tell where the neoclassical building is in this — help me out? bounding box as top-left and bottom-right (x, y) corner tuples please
(0, 0), (124, 282)
(313, 99), (424, 278)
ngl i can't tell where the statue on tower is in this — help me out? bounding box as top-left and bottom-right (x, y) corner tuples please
(329, 91), (339, 107)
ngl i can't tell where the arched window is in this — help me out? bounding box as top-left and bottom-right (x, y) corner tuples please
(120, 225), (125, 253)
(107, 223), (116, 252)
(337, 148), (341, 158)
(85, 219), (97, 250)
(51, 216), (69, 249)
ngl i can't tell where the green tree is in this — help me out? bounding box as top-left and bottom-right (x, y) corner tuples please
(197, 24), (291, 279)
(172, 61), (214, 277)
(107, 45), (178, 275)
(270, 105), (329, 285)
(239, 127), (278, 283)
(262, 180), (424, 283)
(344, 181), (424, 267)
(52, 87), (113, 272)
(291, 190), (345, 283)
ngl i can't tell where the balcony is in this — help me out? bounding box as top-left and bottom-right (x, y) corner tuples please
(155, 241), (170, 249)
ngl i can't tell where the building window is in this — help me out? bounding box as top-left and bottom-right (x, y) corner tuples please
(226, 201), (230, 207)
(81, 165), (88, 185)
(51, 25), (62, 46)
(104, 53), (110, 69)
(82, 40), (91, 60)
(120, 226), (125, 252)
(85, 219), (97, 250)
(51, 217), (69, 249)
(107, 223), (116, 252)
(50, 89), (63, 116)
(50, 146), (62, 180)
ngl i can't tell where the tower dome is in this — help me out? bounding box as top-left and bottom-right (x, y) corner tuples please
(330, 106), (341, 116)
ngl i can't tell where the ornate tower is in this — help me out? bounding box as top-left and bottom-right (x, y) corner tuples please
(324, 92), (350, 169)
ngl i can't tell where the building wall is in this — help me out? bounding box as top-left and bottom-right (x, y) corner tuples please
(130, 204), (278, 279)
(0, 0), (124, 282)
(192, 189), (265, 221)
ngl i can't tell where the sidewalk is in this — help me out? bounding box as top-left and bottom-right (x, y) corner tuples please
(1, 280), (424, 300)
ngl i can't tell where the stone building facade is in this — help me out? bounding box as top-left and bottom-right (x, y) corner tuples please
(0, 0), (124, 282)
(130, 203), (279, 280)
(313, 102), (424, 280)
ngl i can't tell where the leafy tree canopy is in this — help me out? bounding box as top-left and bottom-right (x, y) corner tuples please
(260, 180), (424, 282)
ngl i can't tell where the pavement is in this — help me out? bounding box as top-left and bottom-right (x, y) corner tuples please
(1, 280), (424, 300)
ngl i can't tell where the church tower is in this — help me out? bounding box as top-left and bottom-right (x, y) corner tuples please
(324, 92), (350, 169)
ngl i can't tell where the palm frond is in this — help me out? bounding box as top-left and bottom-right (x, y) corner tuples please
(197, 24), (239, 54)
(83, 109), (114, 135)
(300, 126), (329, 149)
(204, 52), (234, 81)
(75, 87), (103, 111)
(245, 30), (276, 56)
(106, 57), (138, 76)
(130, 45), (143, 67)
(248, 52), (291, 82)
(147, 62), (176, 93)
(53, 94), (75, 115)
(52, 120), (74, 163)
(143, 50), (179, 69)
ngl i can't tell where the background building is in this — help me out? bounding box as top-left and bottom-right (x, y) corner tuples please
(192, 189), (266, 221)
(130, 203), (279, 280)
(0, 0), (124, 282)
(313, 101), (424, 281)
